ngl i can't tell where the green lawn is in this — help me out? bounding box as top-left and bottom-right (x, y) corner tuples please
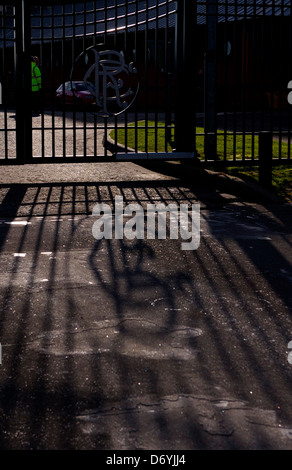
(110, 120), (292, 201)
(226, 165), (292, 201)
(110, 121), (174, 153)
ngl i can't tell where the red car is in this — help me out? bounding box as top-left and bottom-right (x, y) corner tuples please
(55, 81), (96, 108)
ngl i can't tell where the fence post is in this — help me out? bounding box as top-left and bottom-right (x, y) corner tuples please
(258, 132), (273, 189)
(15, 0), (32, 163)
(15, 1), (25, 164)
(174, 0), (196, 156)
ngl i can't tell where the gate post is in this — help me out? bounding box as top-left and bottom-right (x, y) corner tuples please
(204, 0), (217, 161)
(174, 0), (196, 156)
(15, 0), (32, 163)
(15, 0), (25, 164)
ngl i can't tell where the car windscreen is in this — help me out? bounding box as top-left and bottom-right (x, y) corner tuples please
(75, 83), (88, 91)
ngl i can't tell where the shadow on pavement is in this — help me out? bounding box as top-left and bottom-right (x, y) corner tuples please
(0, 178), (292, 449)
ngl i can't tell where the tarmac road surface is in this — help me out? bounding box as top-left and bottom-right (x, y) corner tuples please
(0, 161), (292, 451)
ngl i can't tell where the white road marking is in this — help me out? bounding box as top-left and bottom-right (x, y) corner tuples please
(5, 221), (31, 226)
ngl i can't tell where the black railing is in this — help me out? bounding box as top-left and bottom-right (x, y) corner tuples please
(198, 0), (292, 167)
(0, 0), (291, 167)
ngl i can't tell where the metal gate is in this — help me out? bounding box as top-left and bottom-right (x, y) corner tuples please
(0, 0), (196, 164)
(0, 0), (291, 166)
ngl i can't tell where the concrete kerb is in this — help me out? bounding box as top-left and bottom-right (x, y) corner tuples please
(104, 131), (283, 204)
(190, 166), (283, 204)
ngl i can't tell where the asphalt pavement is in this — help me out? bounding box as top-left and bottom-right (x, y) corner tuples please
(0, 159), (292, 452)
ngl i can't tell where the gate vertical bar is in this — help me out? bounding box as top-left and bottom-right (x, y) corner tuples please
(174, 0), (196, 155)
(204, 0), (217, 161)
(15, 0), (25, 163)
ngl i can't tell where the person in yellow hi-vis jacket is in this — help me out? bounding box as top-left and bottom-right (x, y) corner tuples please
(31, 56), (42, 115)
